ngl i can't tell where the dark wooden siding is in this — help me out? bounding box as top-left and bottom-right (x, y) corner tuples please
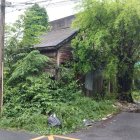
(39, 42), (73, 75)
(40, 49), (57, 75)
(57, 42), (73, 66)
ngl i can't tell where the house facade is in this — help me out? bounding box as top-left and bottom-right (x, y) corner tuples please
(34, 15), (77, 75)
(34, 15), (104, 96)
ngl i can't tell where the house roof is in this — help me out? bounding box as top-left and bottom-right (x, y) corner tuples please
(50, 15), (75, 30)
(34, 27), (77, 49)
(34, 15), (78, 50)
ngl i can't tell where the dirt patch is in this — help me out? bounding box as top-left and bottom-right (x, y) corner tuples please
(114, 101), (139, 112)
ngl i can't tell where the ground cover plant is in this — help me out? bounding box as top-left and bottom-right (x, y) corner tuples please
(0, 93), (117, 135)
(0, 50), (118, 135)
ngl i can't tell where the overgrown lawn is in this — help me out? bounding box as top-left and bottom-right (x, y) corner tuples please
(0, 95), (118, 135)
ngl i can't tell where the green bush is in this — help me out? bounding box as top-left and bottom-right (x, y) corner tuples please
(0, 96), (117, 134)
(1, 50), (118, 135)
(7, 50), (49, 85)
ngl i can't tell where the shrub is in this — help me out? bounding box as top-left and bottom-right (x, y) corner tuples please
(1, 50), (118, 135)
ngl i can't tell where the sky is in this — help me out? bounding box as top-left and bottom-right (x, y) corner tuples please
(5, 0), (79, 24)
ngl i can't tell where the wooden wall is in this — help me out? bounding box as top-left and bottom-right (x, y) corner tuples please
(40, 41), (73, 76)
(57, 42), (73, 67)
(40, 49), (57, 76)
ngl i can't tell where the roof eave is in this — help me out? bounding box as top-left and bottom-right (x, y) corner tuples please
(35, 30), (78, 51)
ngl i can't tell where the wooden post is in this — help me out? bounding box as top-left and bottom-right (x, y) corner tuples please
(0, 0), (5, 115)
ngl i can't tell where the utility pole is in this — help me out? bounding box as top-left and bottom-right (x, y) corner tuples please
(0, 0), (5, 115)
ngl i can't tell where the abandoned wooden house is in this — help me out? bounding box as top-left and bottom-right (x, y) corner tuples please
(34, 15), (104, 96)
(34, 15), (77, 76)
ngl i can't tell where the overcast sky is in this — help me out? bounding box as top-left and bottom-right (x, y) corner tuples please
(5, 0), (79, 24)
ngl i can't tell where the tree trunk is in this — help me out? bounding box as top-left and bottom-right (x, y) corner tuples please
(117, 64), (134, 103)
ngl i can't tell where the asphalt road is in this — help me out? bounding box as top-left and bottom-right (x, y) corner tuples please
(0, 130), (38, 140)
(69, 112), (140, 140)
(0, 111), (140, 140)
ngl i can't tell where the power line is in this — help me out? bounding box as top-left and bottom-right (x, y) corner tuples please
(11, 0), (51, 6)
(5, 0), (80, 19)
(6, 0), (79, 14)
(7, 0), (79, 9)
(6, 0), (52, 14)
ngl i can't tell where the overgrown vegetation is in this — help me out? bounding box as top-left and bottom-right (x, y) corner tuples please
(3, 19), (117, 134)
(1, 50), (117, 134)
(2, 1), (139, 135)
(0, 97), (117, 134)
(72, 0), (140, 102)
(21, 3), (49, 46)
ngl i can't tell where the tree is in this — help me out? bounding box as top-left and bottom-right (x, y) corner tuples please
(5, 3), (49, 66)
(7, 50), (49, 85)
(21, 3), (49, 47)
(5, 20), (24, 68)
(72, 0), (140, 102)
